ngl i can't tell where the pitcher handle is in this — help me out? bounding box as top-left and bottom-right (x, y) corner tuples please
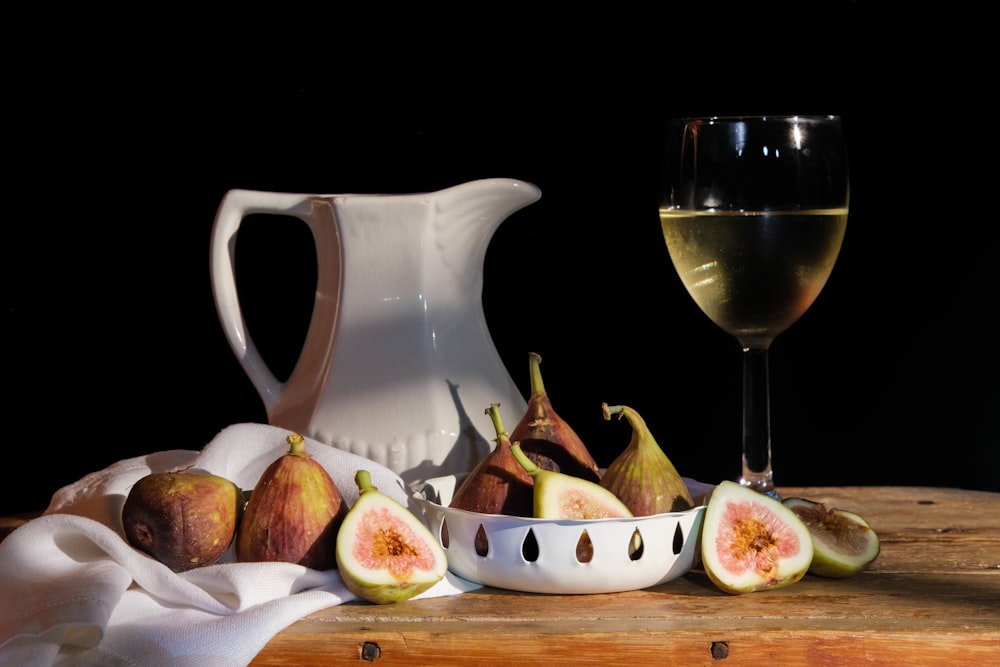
(209, 189), (314, 414)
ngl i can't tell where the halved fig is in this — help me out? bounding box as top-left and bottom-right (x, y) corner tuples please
(336, 469), (448, 604)
(783, 496), (880, 578)
(701, 481), (813, 594)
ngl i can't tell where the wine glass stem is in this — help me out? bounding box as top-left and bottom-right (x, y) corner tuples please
(741, 346), (778, 498)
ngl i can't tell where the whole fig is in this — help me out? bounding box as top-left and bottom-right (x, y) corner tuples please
(448, 403), (534, 555)
(122, 470), (242, 572)
(600, 403), (694, 515)
(450, 403), (534, 515)
(508, 352), (601, 483)
(237, 432), (347, 570)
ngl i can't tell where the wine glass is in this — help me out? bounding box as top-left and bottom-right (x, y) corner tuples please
(659, 115), (849, 498)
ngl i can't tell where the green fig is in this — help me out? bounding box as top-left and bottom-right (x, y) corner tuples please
(508, 352), (602, 483)
(336, 469), (448, 604)
(237, 432), (347, 570)
(510, 442), (631, 520)
(122, 470), (242, 572)
(600, 403), (694, 515)
(701, 481), (814, 594)
(782, 497), (880, 578)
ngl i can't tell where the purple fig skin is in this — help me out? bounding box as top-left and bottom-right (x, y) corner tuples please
(600, 403), (694, 515)
(449, 404), (535, 555)
(122, 470), (242, 572)
(508, 353), (601, 483)
(237, 432), (347, 570)
(450, 403), (534, 516)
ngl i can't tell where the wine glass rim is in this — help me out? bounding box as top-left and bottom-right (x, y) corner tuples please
(674, 114), (841, 123)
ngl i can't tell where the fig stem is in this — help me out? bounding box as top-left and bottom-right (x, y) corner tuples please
(602, 403), (629, 422)
(355, 469), (378, 494)
(485, 403), (508, 440)
(528, 352), (547, 398)
(287, 432), (306, 457)
(603, 404), (656, 451)
(510, 442), (541, 477)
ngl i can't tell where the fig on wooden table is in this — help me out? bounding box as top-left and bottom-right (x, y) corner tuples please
(600, 403), (694, 515)
(236, 432), (347, 570)
(782, 497), (880, 578)
(336, 469), (448, 604)
(508, 352), (601, 483)
(121, 470), (242, 572)
(701, 481), (813, 594)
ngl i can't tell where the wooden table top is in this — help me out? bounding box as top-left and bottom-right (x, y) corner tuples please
(250, 485), (1000, 666)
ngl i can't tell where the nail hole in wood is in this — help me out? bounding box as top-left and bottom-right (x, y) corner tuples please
(361, 641), (381, 661)
(710, 641), (729, 659)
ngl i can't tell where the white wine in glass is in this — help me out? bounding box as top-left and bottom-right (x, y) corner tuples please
(660, 115), (849, 497)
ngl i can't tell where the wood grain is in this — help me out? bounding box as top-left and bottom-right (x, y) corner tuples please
(251, 486), (1000, 666)
(6, 487), (995, 665)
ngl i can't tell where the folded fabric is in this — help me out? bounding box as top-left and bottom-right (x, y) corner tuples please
(0, 423), (480, 667)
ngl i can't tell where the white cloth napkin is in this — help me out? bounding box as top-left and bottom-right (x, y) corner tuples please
(0, 423), (480, 667)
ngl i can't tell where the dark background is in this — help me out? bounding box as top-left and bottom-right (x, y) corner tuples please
(4, 9), (997, 515)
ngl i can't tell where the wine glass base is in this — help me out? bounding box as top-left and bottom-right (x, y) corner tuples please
(739, 477), (781, 500)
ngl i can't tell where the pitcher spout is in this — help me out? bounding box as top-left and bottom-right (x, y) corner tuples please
(435, 178), (541, 219)
(429, 178), (540, 284)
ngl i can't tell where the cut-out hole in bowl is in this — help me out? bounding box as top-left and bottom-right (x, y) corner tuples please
(672, 522), (684, 555)
(441, 519), (450, 548)
(522, 528), (539, 562)
(475, 525), (489, 557)
(576, 530), (594, 563)
(629, 528), (644, 561)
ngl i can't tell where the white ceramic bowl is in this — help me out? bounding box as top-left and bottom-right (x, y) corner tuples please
(411, 476), (711, 595)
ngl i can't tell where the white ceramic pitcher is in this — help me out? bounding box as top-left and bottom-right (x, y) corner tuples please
(210, 178), (538, 486)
